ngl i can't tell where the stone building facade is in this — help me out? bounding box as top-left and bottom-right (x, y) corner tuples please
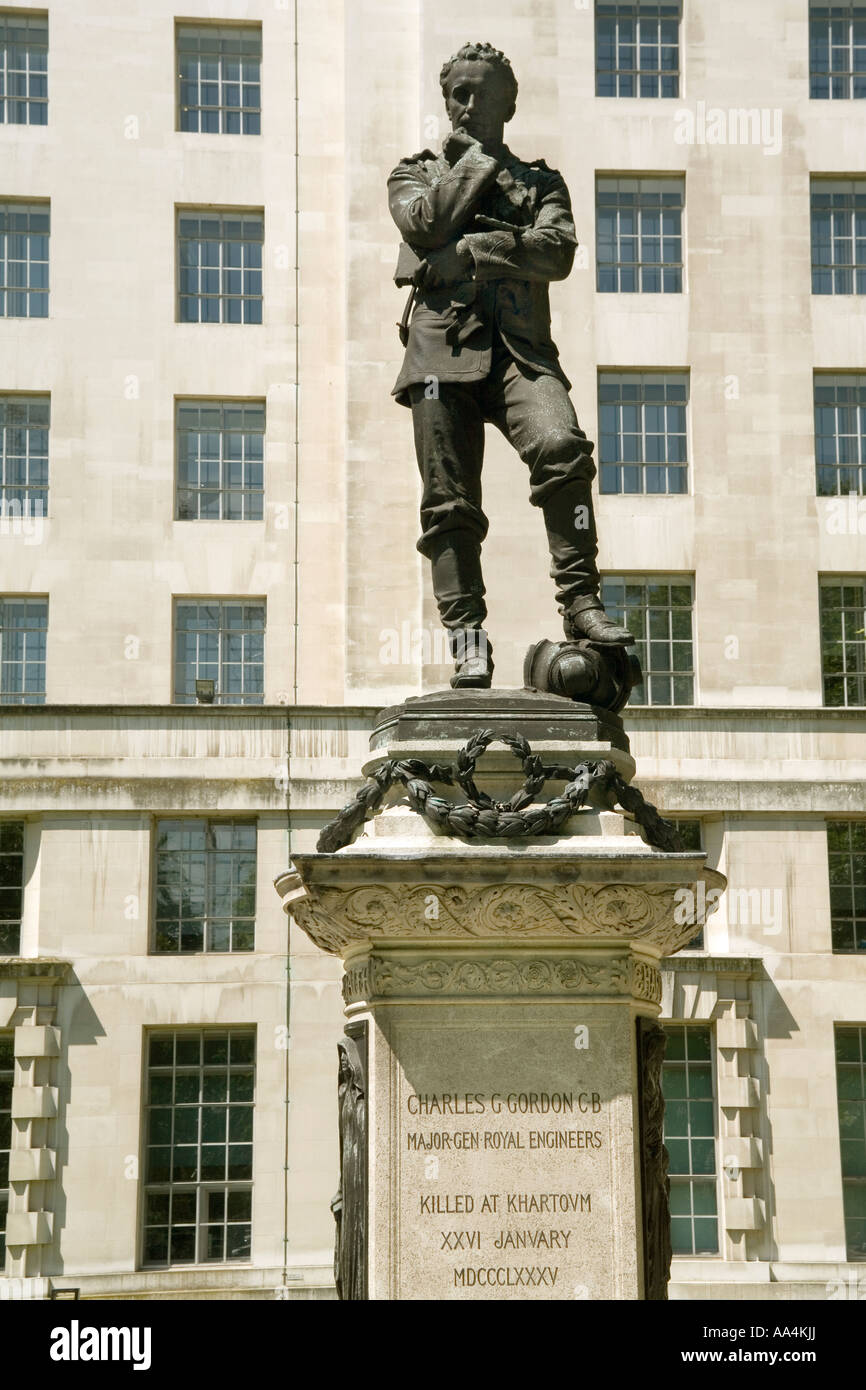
(0, 0), (864, 1299)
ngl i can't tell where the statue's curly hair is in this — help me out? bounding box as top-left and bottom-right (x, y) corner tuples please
(439, 42), (518, 107)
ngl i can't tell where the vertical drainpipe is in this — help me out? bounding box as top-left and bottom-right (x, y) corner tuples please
(280, 0), (301, 1296)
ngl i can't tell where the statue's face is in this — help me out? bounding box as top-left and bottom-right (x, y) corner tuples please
(444, 60), (514, 143)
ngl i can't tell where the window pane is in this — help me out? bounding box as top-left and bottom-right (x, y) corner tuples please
(662, 1024), (718, 1256)
(143, 1028), (255, 1267)
(176, 24), (262, 134)
(596, 175), (684, 293)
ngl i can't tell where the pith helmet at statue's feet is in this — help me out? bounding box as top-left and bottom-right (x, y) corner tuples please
(448, 628), (494, 689)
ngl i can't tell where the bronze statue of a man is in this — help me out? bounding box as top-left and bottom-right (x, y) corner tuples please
(388, 41), (634, 689)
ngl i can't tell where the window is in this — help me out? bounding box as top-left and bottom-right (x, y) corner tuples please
(672, 819), (705, 949)
(812, 179), (866, 295)
(176, 400), (264, 520)
(0, 394), (48, 518)
(154, 820), (256, 954)
(0, 597), (47, 704)
(835, 1026), (866, 1258)
(174, 600), (265, 705)
(814, 373), (866, 496)
(810, 4), (866, 99)
(177, 23), (261, 134)
(0, 10), (47, 125)
(820, 579), (866, 706)
(177, 209), (263, 324)
(596, 2), (680, 98)
(598, 372), (688, 494)
(0, 201), (48, 318)
(0, 1034), (11, 1271)
(0, 822), (23, 954)
(142, 1029), (254, 1266)
(662, 1024), (719, 1255)
(597, 176), (683, 293)
(600, 577), (694, 705)
(827, 822), (866, 952)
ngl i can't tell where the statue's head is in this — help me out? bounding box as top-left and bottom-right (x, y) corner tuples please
(439, 42), (518, 143)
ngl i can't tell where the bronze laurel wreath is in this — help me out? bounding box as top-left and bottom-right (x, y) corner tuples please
(316, 730), (684, 854)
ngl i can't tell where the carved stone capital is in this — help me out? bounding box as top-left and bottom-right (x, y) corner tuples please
(286, 877), (703, 959)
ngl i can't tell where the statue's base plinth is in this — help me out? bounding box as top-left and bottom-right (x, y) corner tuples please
(366, 687), (635, 791)
(276, 690), (724, 1300)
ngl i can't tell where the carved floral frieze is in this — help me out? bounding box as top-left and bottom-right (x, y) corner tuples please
(341, 951), (662, 1004)
(289, 878), (698, 957)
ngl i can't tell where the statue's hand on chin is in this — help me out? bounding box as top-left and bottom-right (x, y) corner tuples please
(443, 128), (480, 164)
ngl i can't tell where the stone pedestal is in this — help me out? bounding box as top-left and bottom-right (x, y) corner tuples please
(276, 691), (724, 1301)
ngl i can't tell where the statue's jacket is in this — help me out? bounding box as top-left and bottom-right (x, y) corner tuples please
(388, 142), (578, 405)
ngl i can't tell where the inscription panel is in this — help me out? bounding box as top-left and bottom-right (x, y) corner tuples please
(391, 1015), (633, 1300)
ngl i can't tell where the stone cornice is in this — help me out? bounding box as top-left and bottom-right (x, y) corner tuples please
(0, 704), (861, 725)
(278, 854), (725, 959)
(661, 955), (764, 978)
(0, 958), (72, 983)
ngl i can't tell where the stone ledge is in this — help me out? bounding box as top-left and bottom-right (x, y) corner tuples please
(11, 1084), (58, 1119)
(0, 959), (72, 983)
(638, 780), (866, 812)
(671, 1282), (833, 1301)
(0, 703), (861, 725)
(716, 1016), (760, 1049)
(14, 1025), (59, 1058)
(724, 1196), (766, 1230)
(41, 1265), (334, 1301)
(9, 1148), (55, 1182)
(661, 955), (763, 978)
(718, 1076), (761, 1109)
(5, 1211), (52, 1246)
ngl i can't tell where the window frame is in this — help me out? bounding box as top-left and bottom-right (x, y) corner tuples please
(0, 198), (49, 319)
(0, 820), (24, 955)
(827, 820), (866, 954)
(175, 19), (262, 136)
(834, 1023), (866, 1260)
(596, 174), (685, 294)
(150, 816), (257, 956)
(0, 594), (47, 705)
(814, 371), (866, 497)
(662, 1022), (721, 1258)
(174, 396), (265, 521)
(175, 205), (264, 326)
(0, 9), (48, 126)
(809, 3), (866, 100)
(600, 574), (696, 706)
(670, 819), (706, 949)
(139, 1026), (256, 1269)
(595, 1), (682, 99)
(172, 596), (266, 706)
(597, 369), (690, 495)
(0, 391), (49, 520)
(819, 576), (866, 707)
(811, 177), (866, 296)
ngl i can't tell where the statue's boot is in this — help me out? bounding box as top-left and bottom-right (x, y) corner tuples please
(426, 532), (493, 688)
(540, 481), (635, 647)
(448, 627), (494, 689)
(564, 596), (635, 647)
